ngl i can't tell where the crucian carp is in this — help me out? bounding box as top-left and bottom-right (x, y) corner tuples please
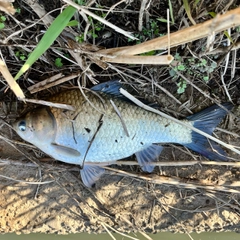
(13, 81), (233, 187)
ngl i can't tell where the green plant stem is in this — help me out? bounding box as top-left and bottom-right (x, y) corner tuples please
(14, 5), (76, 80)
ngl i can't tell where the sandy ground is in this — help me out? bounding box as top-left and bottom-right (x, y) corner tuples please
(1, 157), (240, 234)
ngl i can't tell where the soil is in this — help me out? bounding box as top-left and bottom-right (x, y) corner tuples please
(0, 0), (240, 236)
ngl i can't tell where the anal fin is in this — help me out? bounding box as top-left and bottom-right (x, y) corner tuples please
(135, 144), (163, 172)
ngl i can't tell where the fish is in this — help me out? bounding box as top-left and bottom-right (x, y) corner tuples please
(13, 80), (233, 187)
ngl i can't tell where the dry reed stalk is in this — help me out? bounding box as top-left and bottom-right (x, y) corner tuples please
(28, 73), (81, 94)
(104, 167), (240, 194)
(0, 59), (25, 99)
(98, 7), (240, 56)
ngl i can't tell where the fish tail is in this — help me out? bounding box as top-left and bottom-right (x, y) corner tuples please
(184, 103), (233, 161)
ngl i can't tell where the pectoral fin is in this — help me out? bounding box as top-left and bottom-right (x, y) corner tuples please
(135, 144), (163, 172)
(80, 165), (105, 188)
(51, 143), (81, 157)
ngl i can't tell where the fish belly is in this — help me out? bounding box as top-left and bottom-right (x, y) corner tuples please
(50, 90), (192, 163)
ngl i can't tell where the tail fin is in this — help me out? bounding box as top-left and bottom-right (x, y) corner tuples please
(184, 103), (233, 161)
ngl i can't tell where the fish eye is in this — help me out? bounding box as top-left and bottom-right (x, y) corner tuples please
(18, 120), (26, 132)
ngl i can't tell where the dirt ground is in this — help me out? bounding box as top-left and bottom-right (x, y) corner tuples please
(1, 137), (240, 235)
(0, 0), (240, 236)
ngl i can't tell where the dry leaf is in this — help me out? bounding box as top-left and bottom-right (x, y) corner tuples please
(0, 0), (16, 14)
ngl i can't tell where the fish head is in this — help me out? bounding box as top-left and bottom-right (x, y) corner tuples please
(13, 107), (56, 146)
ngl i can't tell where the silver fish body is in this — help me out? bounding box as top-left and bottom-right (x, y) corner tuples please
(13, 81), (232, 187)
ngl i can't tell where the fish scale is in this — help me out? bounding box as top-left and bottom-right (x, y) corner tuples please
(13, 81), (233, 187)
(48, 89), (192, 163)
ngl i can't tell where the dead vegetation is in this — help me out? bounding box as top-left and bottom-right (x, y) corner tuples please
(0, 0), (240, 237)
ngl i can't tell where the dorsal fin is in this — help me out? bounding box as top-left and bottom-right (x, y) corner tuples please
(91, 80), (161, 109)
(91, 80), (124, 98)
